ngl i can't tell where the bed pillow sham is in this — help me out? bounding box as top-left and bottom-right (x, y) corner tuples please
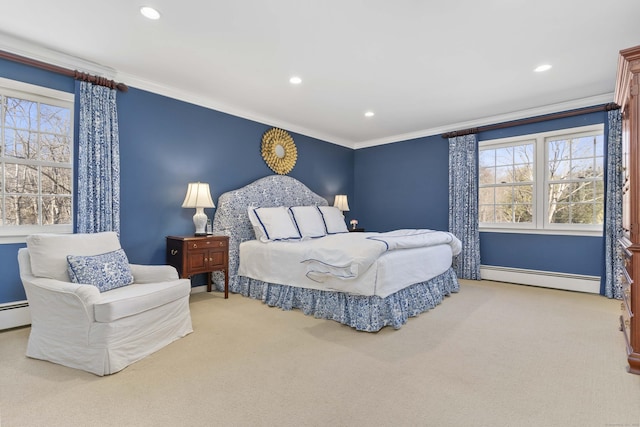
(317, 206), (349, 234)
(289, 206), (327, 238)
(249, 206), (302, 242)
(248, 206), (267, 241)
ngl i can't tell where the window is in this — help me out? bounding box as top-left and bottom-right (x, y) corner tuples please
(0, 77), (74, 242)
(479, 124), (604, 235)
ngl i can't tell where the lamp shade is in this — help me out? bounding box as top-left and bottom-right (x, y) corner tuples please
(181, 182), (215, 208)
(333, 194), (350, 211)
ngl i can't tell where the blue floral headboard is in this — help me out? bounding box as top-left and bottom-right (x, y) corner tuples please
(212, 175), (328, 291)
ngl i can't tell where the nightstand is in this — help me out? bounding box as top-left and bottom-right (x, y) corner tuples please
(166, 235), (229, 298)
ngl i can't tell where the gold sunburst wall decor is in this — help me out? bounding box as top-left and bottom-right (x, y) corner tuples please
(261, 128), (297, 175)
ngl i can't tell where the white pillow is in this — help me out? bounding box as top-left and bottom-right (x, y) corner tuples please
(247, 206), (267, 241)
(251, 206), (301, 242)
(289, 206), (326, 238)
(317, 206), (349, 234)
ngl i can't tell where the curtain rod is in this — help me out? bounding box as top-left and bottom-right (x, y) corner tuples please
(0, 49), (128, 92)
(441, 102), (620, 139)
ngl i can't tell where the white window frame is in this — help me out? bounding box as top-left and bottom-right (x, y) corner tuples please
(0, 77), (74, 244)
(479, 124), (604, 237)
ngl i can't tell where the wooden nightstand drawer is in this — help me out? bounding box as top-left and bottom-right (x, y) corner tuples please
(166, 235), (230, 298)
(189, 237), (227, 249)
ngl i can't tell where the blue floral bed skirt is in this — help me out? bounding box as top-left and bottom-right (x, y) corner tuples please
(230, 268), (459, 332)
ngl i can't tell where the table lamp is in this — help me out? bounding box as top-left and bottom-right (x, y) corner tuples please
(182, 182), (215, 236)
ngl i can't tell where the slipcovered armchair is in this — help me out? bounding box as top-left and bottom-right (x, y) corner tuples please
(18, 232), (193, 376)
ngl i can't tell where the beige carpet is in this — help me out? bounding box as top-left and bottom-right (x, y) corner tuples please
(1, 280), (639, 427)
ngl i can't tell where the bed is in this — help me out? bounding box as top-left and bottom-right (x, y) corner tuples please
(211, 175), (461, 331)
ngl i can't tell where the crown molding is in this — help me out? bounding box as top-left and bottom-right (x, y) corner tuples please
(0, 34), (614, 151)
(115, 71), (355, 149)
(0, 31), (116, 77)
(353, 93), (614, 149)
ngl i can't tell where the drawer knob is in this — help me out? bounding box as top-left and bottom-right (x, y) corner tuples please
(206, 241), (211, 245)
(219, 242), (224, 246)
(170, 249), (178, 256)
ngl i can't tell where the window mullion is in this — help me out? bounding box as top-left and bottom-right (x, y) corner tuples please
(537, 135), (545, 229)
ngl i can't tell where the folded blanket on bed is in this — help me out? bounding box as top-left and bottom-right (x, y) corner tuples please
(301, 229), (461, 282)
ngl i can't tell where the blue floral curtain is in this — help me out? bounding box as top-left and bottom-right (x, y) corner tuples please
(77, 81), (121, 234)
(448, 134), (481, 279)
(602, 108), (623, 299)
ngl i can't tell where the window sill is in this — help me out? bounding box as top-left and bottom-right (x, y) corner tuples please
(0, 225), (73, 244)
(479, 227), (603, 237)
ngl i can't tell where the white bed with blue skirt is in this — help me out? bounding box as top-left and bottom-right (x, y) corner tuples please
(211, 175), (461, 332)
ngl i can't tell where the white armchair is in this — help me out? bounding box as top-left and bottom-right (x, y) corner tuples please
(18, 232), (193, 376)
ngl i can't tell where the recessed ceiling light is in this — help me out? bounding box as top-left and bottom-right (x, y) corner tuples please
(364, 111), (375, 117)
(140, 6), (161, 20)
(289, 76), (302, 85)
(534, 64), (552, 72)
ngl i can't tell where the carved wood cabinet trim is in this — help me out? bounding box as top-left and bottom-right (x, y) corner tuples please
(615, 45), (640, 374)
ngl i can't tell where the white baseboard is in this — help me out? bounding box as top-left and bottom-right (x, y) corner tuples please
(190, 285), (207, 294)
(480, 265), (601, 294)
(190, 285), (229, 295)
(0, 301), (31, 330)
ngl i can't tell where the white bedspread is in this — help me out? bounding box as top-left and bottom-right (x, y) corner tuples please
(302, 229), (461, 282)
(238, 230), (460, 297)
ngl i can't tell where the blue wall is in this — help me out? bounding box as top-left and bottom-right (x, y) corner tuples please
(0, 59), (353, 303)
(116, 88), (354, 266)
(353, 134), (450, 232)
(355, 110), (606, 278)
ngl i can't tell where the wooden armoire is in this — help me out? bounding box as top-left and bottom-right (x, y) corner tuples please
(615, 45), (640, 374)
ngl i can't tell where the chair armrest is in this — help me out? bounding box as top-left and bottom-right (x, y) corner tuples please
(130, 264), (180, 283)
(21, 276), (101, 323)
(26, 276), (101, 304)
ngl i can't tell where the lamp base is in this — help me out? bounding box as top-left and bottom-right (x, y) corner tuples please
(194, 232), (208, 236)
(192, 207), (208, 236)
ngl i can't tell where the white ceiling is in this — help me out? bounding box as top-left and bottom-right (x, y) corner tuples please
(1, 1), (639, 149)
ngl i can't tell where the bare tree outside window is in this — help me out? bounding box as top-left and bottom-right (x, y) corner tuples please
(479, 125), (604, 231)
(1, 87), (73, 233)
(546, 134), (604, 225)
(479, 142), (534, 224)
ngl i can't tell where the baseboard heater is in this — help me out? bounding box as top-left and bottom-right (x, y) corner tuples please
(0, 301), (31, 330)
(480, 265), (601, 294)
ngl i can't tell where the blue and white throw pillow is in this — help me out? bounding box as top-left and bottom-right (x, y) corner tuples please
(67, 248), (134, 292)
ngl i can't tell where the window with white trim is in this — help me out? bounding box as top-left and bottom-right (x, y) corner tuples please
(479, 124), (604, 235)
(0, 77), (74, 241)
